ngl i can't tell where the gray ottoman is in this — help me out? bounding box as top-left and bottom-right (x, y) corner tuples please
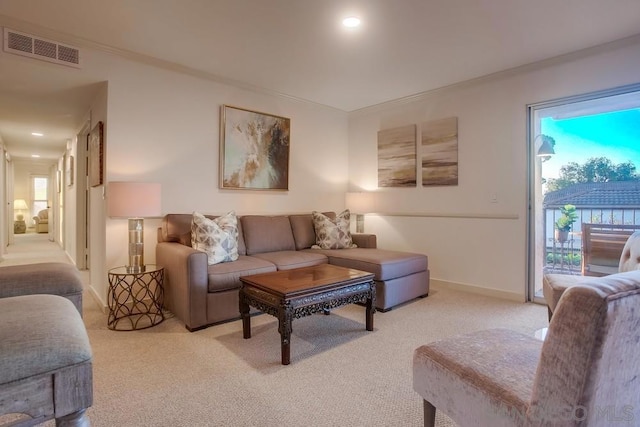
(0, 294), (93, 426)
(0, 263), (84, 314)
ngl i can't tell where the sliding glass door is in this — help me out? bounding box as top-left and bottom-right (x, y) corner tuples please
(527, 84), (640, 303)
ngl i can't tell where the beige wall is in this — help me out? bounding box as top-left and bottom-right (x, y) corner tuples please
(74, 49), (349, 307)
(347, 38), (640, 299)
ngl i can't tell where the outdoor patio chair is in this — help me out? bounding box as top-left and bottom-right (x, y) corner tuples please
(543, 230), (640, 320)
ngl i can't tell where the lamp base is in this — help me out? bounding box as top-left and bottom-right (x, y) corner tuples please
(355, 214), (364, 234)
(128, 218), (145, 274)
(125, 265), (146, 274)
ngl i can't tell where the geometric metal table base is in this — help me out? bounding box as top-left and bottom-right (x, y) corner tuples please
(107, 265), (164, 331)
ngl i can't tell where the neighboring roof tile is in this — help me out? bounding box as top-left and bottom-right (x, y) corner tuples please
(543, 181), (640, 208)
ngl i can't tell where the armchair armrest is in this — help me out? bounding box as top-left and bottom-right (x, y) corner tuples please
(156, 242), (208, 330)
(352, 233), (377, 248)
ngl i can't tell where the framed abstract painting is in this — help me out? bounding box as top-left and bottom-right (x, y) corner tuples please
(220, 105), (290, 190)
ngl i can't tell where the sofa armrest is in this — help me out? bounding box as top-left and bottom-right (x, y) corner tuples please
(352, 233), (377, 248)
(156, 242), (209, 330)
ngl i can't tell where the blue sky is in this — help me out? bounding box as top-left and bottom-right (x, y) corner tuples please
(540, 108), (640, 179)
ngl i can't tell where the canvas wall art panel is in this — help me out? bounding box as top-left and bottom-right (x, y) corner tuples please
(377, 124), (417, 187)
(421, 117), (458, 186)
(220, 105), (290, 190)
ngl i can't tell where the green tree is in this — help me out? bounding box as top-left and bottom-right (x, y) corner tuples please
(546, 157), (638, 192)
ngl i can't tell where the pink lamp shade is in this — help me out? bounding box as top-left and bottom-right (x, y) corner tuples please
(107, 182), (161, 218)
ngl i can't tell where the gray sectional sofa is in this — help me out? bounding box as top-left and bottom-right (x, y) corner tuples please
(156, 212), (429, 331)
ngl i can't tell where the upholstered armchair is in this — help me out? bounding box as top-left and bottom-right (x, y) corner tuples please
(543, 230), (640, 320)
(33, 209), (49, 233)
(413, 270), (640, 426)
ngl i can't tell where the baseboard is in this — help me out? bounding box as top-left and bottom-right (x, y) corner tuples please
(431, 279), (524, 302)
(87, 284), (108, 314)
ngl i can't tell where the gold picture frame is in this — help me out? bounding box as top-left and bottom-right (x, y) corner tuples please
(220, 105), (290, 190)
(89, 121), (104, 187)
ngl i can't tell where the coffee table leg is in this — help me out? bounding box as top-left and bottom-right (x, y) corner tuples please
(366, 282), (375, 331)
(239, 289), (251, 339)
(278, 303), (293, 365)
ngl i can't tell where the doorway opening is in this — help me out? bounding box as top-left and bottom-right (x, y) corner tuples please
(527, 84), (640, 303)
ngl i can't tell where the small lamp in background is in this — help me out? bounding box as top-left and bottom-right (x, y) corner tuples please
(107, 182), (161, 273)
(13, 199), (29, 220)
(536, 134), (555, 161)
(345, 192), (375, 233)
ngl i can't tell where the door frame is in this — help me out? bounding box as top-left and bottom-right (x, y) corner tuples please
(526, 82), (640, 302)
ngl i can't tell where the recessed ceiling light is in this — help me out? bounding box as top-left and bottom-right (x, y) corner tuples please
(342, 17), (361, 28)
(31, 154), (40, 158)
(31, 132), (43, 137)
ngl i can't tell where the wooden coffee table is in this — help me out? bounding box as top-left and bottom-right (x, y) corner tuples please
(239, 264), (376, 365)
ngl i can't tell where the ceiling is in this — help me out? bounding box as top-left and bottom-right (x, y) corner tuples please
(1, 0), (640, 161)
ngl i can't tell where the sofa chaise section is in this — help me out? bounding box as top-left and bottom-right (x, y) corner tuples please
(308, 248), (429, 311)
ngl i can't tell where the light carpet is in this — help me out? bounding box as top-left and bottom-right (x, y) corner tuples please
(2, 235), (548, 426)
(82, 285), (546, 426)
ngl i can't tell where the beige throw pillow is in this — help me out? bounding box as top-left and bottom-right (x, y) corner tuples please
(312, 209), (357, 249)
(191, 211), (239, 265)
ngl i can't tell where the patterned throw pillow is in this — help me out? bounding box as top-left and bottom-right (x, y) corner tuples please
(191, 211), (239, 265)
(311, 209), (357, 249)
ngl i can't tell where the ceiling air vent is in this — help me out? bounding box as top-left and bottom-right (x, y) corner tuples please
(3, 28), (81, 68)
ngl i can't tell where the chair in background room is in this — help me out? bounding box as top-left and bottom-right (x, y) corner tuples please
(33, 209), (49, 233)
(543, 230), (640, 320)
(413, 270), (640, 426)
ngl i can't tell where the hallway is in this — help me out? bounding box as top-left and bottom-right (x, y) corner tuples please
(1, 232), (71, 266)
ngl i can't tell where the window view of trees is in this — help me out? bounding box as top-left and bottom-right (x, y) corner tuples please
(545, 157), (639, 192)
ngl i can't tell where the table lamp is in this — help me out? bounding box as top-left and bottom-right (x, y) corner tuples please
(107, 182), (161, 273)
(345, 192), (375, 233)
(14, 199), (29, 220)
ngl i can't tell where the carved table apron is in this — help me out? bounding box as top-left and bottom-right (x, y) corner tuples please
(239, 264), (376, 365)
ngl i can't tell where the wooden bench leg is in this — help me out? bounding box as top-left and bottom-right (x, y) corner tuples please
(56, 409), (90, 427)
(423, 400), (436, 427)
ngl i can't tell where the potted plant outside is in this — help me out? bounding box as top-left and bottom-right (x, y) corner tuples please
(554, 204), (578, 242)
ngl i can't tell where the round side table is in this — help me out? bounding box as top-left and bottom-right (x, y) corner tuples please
(107, 264), (165, 331)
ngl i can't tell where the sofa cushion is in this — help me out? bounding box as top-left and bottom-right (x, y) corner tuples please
(312, 210), (356, 249)
(241, 215), (296, 255)
(191, 211), (239, 265)
(306, 248), (427, 281)
(290, 212), (335, 250)
(251, 251), (328, 270)
(207, 255), (276, 292)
